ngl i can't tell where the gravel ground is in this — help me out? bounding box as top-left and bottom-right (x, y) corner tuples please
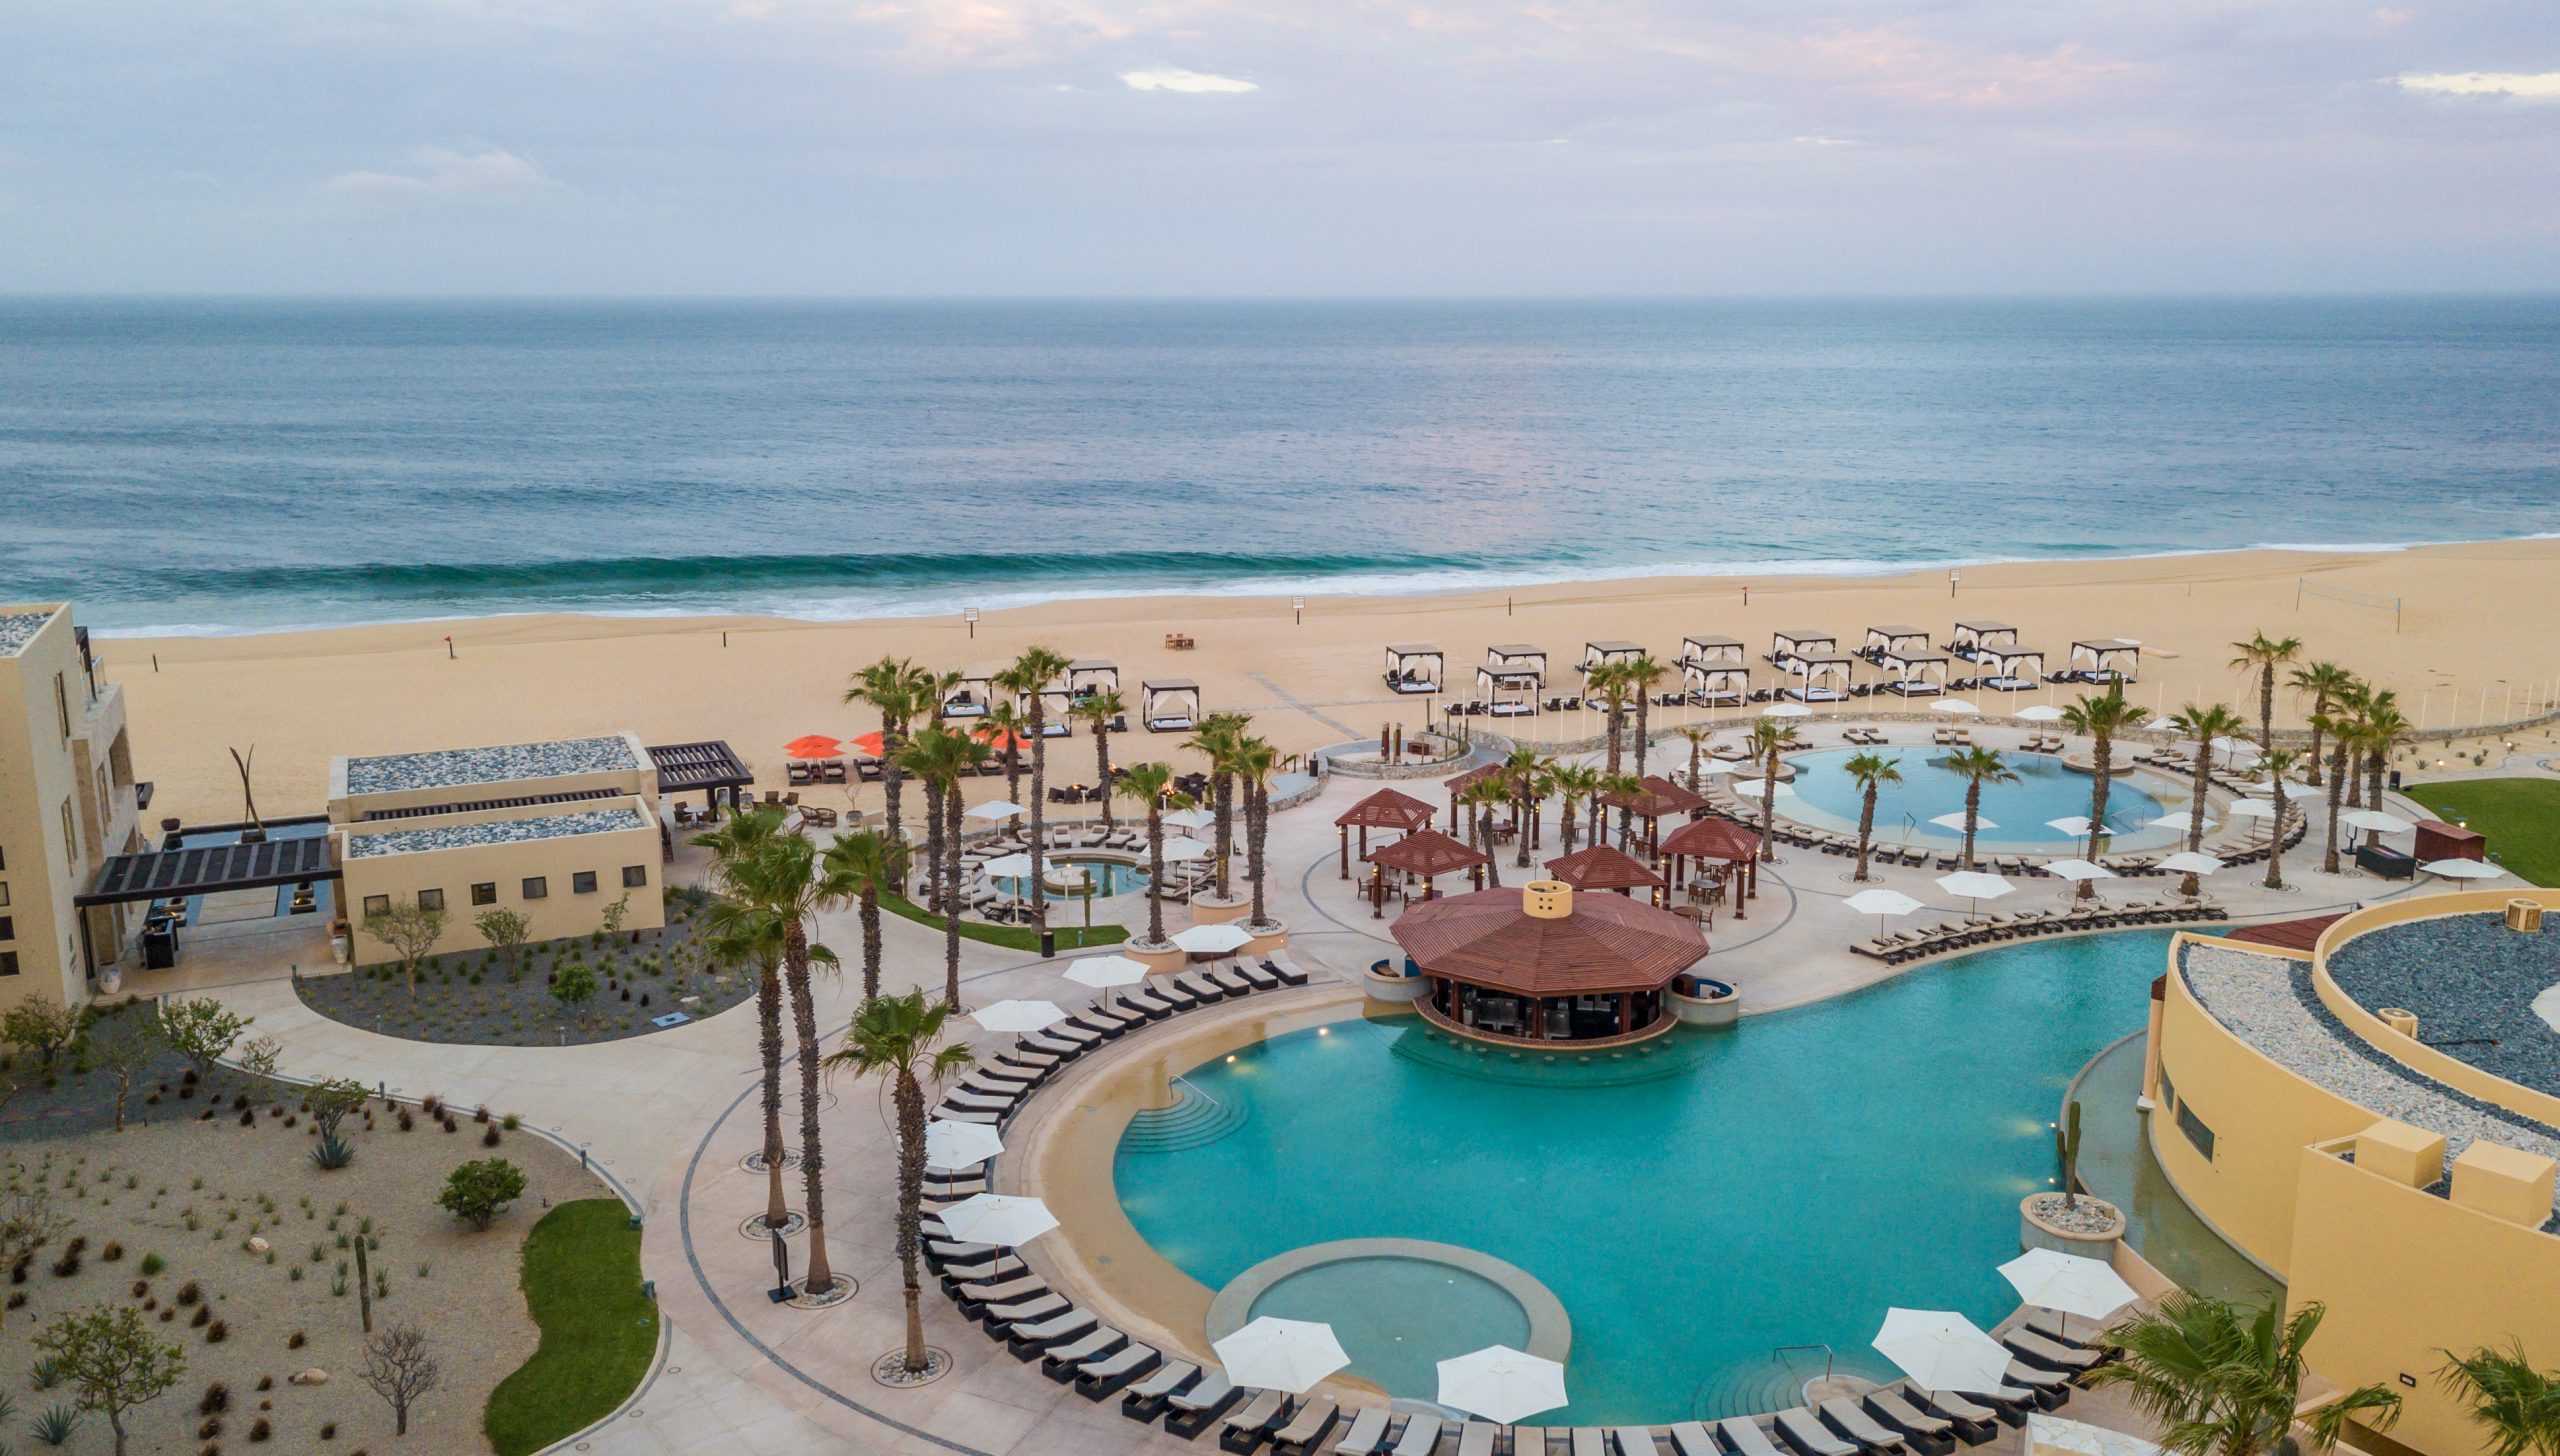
(2179, 939), (2560, 1215)
(2325, 911), (2560, 1097)
(2, 1038), (606, 1456)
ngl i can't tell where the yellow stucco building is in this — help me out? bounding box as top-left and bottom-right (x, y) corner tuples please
(2149, 891), (2560, 1455)
(0, 603), (145, 1010)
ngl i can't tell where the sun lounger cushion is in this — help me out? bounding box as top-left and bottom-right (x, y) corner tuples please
(1392, 1416), (1445, 1456)
(1775, 1407), (1857, 1456)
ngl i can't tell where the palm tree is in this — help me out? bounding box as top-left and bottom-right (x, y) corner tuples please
(1461, 778), (1513, 886)
(823, 990), (972, 1377)
(2439, 1342), (2560, 1456)
(697, 809), (794, 1234)
(847, 657), (920, 847)
(2060, 687), (2148, 898)
(1113, 763), (1188, 946)
(1843, 751), (1903, 882)
(1741, 719), (1800, 863)
(2089, 1292), (2400, 1456)
(898, 724), (989, 1009)
(1234, 734), (1280, 928)
(2230, 632), (2305, 760)
(2360, 693), (2411, 816)
(1590, 661), (1631, 781)
(822, 829), (909, 1002)
(2168, 703), (2250, 895)
(981, 700), (1029, 805)
(1072, 690), (1127, 828)
(1185, 713), (1253, 900)
(1503, 747), (1549, 868)
(1622, 654), (1670, 779)
(1945, 745), (2018, 871)
(1549, 764), (1599, 853)
(1678, 725), (1713, 790)
(2289, 662), (2356, 787)
(2259, 747), (2302, 890)
(1003, 645), (1075, 937)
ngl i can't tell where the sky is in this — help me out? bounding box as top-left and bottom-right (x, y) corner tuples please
(1, 0), (2555, 295)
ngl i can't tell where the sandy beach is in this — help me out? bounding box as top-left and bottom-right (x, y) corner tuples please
(97, 537), (2560, 826)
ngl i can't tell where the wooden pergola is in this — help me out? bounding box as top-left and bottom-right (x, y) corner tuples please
(1335, 787), (1438, 880)
(1597, 775), (1711, 855)
(1364, 828), (1490, 917)
(1660, 816), (1764, 919)
(1443, 761), (1508, 833)
(1543, 844), (1666, 905)
(1390, 881), (1708, 1047)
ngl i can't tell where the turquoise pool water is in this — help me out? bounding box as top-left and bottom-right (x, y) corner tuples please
(994, 856), (1150, 899)
(1782, 746), (2187, 851)
(1248, 1257), (1533, 1402)
(1114, 931), (2175, 1424)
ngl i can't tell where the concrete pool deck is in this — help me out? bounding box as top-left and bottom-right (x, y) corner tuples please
(195, 724), (2475, 1455)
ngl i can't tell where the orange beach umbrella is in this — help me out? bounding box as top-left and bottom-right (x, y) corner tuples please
(973, 726), (1031, 753)
(785, 734), (844, 759)
(846, 731), (888, 758)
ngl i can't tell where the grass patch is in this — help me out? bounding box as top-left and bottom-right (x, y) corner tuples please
(881, 892), (1130, 950)
(484, 1199), (658, 1456)
(2401, 778), (2560, 886)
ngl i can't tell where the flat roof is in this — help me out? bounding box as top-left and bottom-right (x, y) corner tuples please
(1956, 620), (2015, 632)
(1867, 625), (1929, 637)
(1386, 643), (1442, 656)
(1069, 658), (1117, 671)
(1882, 649), (1949, 663)
(1684, 635), (1743, 647)
(345, 806), (650, 860)
(1488, 643), (1543, 657)
(1772, 629), (1831, 640)
(344, 735), (647, 796)
(0, 607), (61, 657)
(1586, 640), (1644, 653)
(1143, 678), (1198, 691)
(2074, 639), (2141, 652)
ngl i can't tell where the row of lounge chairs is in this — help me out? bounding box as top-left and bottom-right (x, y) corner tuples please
(1855, 900), (2229, 964)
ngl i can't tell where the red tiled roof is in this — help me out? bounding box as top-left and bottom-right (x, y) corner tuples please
(1367, 828), (1490, 877)
(2223, 914), (2347, 952)
(1544, 844), (1666, 891)
(1335, 787), (1438, 832)
(1391, 884), (1707, 996)
(1660, 816), (1762, 862)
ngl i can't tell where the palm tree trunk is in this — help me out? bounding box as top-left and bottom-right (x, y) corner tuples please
(1760, 765), (1778, 863)
(2259, 667), (2276, 757)
(784, 922), (832, 1291)
(2344, 747), (2364, 807)
(1004, 746), (1021, 807)
(894, 1069), (929, 1369)
(2367, 751), (2385, 818)
(1028, 703), (1050, 934)
(1515, 784), (1533, 869)
(1144, 804), (1167, 943)
(1095, 724), (1116, 829)
(2323, 738), (2350, 874)
(859, 889), (884, 1001)
(2306, 697), (2327, 786)
(882, 720), (908, 847)
(757, 962), (787, 1229)
(1963, 784), (1983, 870)
(922, 764), (947, 912)
(1215, 771), (1236, 899)
(2264, 781), (2289, 890)
(943, 781), (964, 1008)
(1635, 696), (1652, 778)
(2079, 734), (2113, 899)
(2182, 742), (2213, 897)
(1248, 779), (1271, 925)
(1481, 809), (1503, 889)
(1560, 800), (1578, 854)
(1855, 788), (1876, 882)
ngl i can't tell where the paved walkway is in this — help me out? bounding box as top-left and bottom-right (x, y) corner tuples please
(193, 722), (2474, 1455)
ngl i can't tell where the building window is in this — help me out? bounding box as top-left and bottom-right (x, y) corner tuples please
(417, 888), (446, 912)
(0, 951), (17, 977)
(2175, 1099), (2216, 1162)
(622, 864), (648, 889)
(0, 916), (12, 941)
(522, 877), (548, 900)
(471, 882), (497, 906)
(572, 871), (598, 895)
(55, 673), (71, 741)
(0, 881), (10, 907)
(362, 894), (391, 917)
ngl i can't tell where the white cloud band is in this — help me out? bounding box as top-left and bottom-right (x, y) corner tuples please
(1119, 68), (1256, 93)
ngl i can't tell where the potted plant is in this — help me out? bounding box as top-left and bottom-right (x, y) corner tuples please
(2021, 1100), (2126, 1253)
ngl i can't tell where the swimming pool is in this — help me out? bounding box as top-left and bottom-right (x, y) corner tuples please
(1781, 746), (2189, 852)
(993, 856), (1151, 899)
(1114, 931), (2174, 1424)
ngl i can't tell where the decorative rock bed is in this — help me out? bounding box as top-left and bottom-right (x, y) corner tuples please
(343, 807), (649, 858)
(344, 735), (645, 794)
(0, 609), (53, 656)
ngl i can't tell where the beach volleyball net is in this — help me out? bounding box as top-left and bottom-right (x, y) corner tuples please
(2296, 577), (2401, 632)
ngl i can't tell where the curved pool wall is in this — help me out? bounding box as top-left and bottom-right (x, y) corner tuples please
(1113, 931), (2178, 1424)
(2069, 1033), (2281, 1306)
(1781, 747), (2190, 853)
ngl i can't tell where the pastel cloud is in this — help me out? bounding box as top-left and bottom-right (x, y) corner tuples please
(1120, 67), (1256, 93)
(2394, 72), (2560, 99)
(327, 148), (564, 201)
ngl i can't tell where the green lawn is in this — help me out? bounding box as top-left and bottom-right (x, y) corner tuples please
(2401, 778), (2560, 886)
(484, 1199), (659, 1456)
(881, 891), (1130, 950)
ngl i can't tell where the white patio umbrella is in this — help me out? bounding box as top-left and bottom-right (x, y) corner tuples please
(2017, 705), (2067, 723)
(2157, 851), (2224, 876)
(937, 1193), (1058, 1247)
(1929, 812), (1994, 832)
(1933, 699), (1980, 715)
(1936, 870), (2014, 912)
(2148, 812), (2216, 833)
(2226, 800), (2280, 821)
(1695, 758), (1743, 777)
(2046, 816), (2096, 837)
(982, 852), (1037, 879)
(1764, 702), (1814, 718)
(923, 1118), (1004, 1174)
(1874, 1309), (2014, 1395)
(970, 999), (1066, 1034)
(2210, 736), (2262, 766)
(2146, 717), (2179, 732)
(1214, 1317), (1350, 1395)
(1160, 837), (1214, 862)
(1164, 807), (1217, 831)
(1846, 888), (1926, 932)
(1436, 1344), (1569, 1424)
(1999, 1248), (2140, 1327)
(2042, 859), (2117, 883)
(1768, 780), (1799, 798)
(2425, 858), (2508, 880)
(965, 799), (1029, 820)
(2340, 809), (2414, 834)
(1065, 953), (1150, 988)
(1173, 922), (1255, 954)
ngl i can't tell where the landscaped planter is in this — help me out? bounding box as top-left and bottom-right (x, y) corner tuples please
(1241, 919), (1290, 955)
(1668, 978), (1739, 1026)
(2020, 1192), (2126, 1257)
(1191, 894), (1250, 925)
(1126, 939), (1188, 975)
(1363, 961), (1429, 1004)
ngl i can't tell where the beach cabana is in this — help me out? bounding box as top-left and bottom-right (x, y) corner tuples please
(1785, 654), (1856, 702)
(1389, 881), (1708, 1046)
(1067, 659), (1120, 701)
(1682, 634), (1746, 668)
(942, 671), (995, 719)
(1142, 679), (1201, 733)
(1336, 787), (1438, 879)
(1684, 663), (1750, 705)
(1877, 649), (1950, 697)
(1544, 844), (1667, 903)
(1476, 665), (1540, 717)
(1769, 630), (1836, 669)
(1017, 681), (1075, 734)
(1384, 644), (1444, 695)
(1363, 828), (1489, 915)
(1660, 816), (1762, 918)
(1485, 644), (1548, 684)
(1864, 625), (1932, 660)
(1979, 648), (2045, 691)
(1950, 621), (2018, 660)
(2066, 640), (2141, 683)
(1580, 640), (1646, 674)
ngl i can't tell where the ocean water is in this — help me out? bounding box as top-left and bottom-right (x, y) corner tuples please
(3, 297), (2556, 634)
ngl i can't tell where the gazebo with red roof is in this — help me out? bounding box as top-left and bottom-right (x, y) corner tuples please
(1334, 787), (1438, 880)
(1362, 828), (1491, 916)
(1660, 815), (1764, 918)
(1544, 844), (1667, 904)
(1442, 761), (1508, 832)
(1598, 775), (1713, 854)
(1390, 880), (1710, 1046)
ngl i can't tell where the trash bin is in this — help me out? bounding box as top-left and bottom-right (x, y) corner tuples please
(1040, 929), (1057, 959)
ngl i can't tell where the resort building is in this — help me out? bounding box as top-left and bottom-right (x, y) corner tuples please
(328, 734), (667, 966)
(0, 603), (145, 1010)
(2149, 892), (2560, 1455)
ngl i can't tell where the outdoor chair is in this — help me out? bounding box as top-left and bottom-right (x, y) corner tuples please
(1074, 1341), (1162, 1399)
(1123, 1360), (1203, 1421)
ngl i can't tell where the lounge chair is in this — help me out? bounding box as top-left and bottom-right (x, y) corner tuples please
(1219, 1390), (1294, 1452)
(1174, 970), (1233, 1003)
(1074, 1341), (1161, 1399)
(2024, 1311), (2110, 1356)
(1455, 1423), (1500, 1456)
(1393, 1416), (1446, 1456)
(1919, 1385), (2025, 1429)
(1611, 1430), (1660, 1456)
(1114, 988), (1175, 1020)
(1331, 1409), (1394, 1456)
(1515, 1429), (1550, 1456)
(1857, 1391), (1961, 1453)
(952, 1273), (1046, 1315)
(1236, 961), (1283, 992)
(1152, 978), (1203, 1011)
(1271, 1396), (1343, 1456)
(1039, 1325), (1127, 1379)
(1772, 1408), (1857, 1456)
(1718, 1418), (1789, 1456)
(1122, 1359), (1202, 1420)
(2003, 1361), (2073, 1406)
(978, 1292), (1066, 1331)
(929, 1105), (1002, 1126)
(1007, 1305), (1099, 1358)
(2004, 1329), (2100, 1373)
(1206, 965), (1257, 996)
(1817, 1398), (1911, 1456)
(1266, 956), (1312, 986)
(1163, 1373), (1246, 1439)
(1571, 1429), (1611, 1456)
(1667, 1425), (1720, 1456)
